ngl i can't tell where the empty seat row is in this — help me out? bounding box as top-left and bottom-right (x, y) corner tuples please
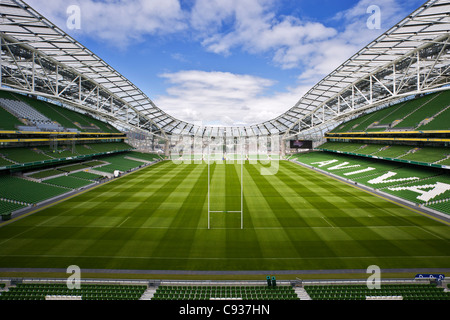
(0, 98), (53, 124)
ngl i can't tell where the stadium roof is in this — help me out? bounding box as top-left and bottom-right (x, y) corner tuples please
(0, 0), (449, 139)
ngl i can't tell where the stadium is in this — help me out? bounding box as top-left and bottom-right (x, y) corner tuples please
(0, 0), (449, 310)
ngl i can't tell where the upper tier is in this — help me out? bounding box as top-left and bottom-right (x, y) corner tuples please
(330, 90), (450, 134)
(0, 90), (120, 134)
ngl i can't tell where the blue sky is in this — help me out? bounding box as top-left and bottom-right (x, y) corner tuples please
(27, 0), (425, 126)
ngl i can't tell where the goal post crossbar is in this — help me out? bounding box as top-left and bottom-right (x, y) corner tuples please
(207, 135), (244, 230)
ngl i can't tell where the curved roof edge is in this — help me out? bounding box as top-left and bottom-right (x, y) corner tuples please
(1, 0), (449, 139)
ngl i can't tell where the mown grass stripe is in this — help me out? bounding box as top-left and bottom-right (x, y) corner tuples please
(148, 164), (208, 262)
(0, 161), (449, 271)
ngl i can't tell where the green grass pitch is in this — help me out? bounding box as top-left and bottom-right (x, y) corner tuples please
(0, 160), (449, 272)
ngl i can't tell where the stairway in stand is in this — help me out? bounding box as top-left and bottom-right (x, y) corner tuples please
(295, 287), (312, 300)
(140, 286), (157, 300)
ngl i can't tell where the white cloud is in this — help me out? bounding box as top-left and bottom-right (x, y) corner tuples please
(25, 0), (419, 126)
(193, 0), (412, 79)
(26, 0), (187, 46)
(194, 0), (337, 63)
(155, 70), (305, 126)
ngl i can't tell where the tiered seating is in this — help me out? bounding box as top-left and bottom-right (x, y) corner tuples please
(317, 142), (449, 165)
(292, 151), (402, 178)
(375, 94), (435, 129)
(152, 285), (298, 300)
(438, 157), (450, 166)
(26, 161), (108, 180)
(20, 97), (79, 131)
(372, 145), (414, 158)
(426, 200), (450, 214)
(0, 200), (26, 217)
(400, 147), (450, 163)
(383, 175), (450, 204)
(43, 176), (94, 189)
(400, 90), (450, 128)
(0, 143), (133, 169)
(127, 151), (162, 162)
(305, 284), (449, 300)
(330, 91), (450, 133)
(0, 89), (122, 133)
(28, 169), (63, 179)
(0, 150), (148, 209)
(13, 92), (120, 133)
(38, 146), (77, 159)
(80, 160), (106, 167)
(352, 167), (441, 189)
(71, 144), (97, 155)
(0, 283), (147, 300)
(0, 147), (53, 163)
(418, 106), (450, 130)
(0, 175), (67, 204)
(0, 98), (63, 131)
(94, 154), (145, 173)
(318, 142), (365, 153)
(292, 151), (450, 214)
(58, 164), (91, 172)
(0, 104), (23, 131)
(329, 104), (403, 133)
(88, 142), (133, 153)
(0, 157), (14, 167)
(69, 171), (104, 181)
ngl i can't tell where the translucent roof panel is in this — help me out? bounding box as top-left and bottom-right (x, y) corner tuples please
(1, 0), (449, 138)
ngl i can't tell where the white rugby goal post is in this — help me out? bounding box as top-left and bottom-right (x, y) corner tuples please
(207, 135), (244, 229)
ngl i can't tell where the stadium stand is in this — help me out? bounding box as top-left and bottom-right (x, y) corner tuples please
(127, 151), (162, 162)
(399, 91), (450, 128)
(152, 285), (299, 300)
(94, 154), (146, 174)
(292, 151), (450, 215)
(17, 97), (79, 132)
(373, 145), (415, 158)
(0, 89), (121, 133)
(88, 142), (133, 153)
(418, 106), (450, 130)
(43, 176), (94, 189)
(0, 147), (54, 163)
(58, 163), (95, 172)
(80, 160), (107, 168)
(1, 281), (448, 301)
(330, 91), (450, 133)
(0, 106), (24, 131)
(0, 98), (63, 131)
(309, 92), (450, 218)
(317, 142), (450, 166)
(0, 283), (147, 300)
(0, 157), (14, 167)
(304, 283), (449, 300)
(0, 175), (68, 205)
(27, 169), (64, 179)
(0, 147), (161, 221)
(0, 200), (26, 220)
(68, 171), (104, 181)
(0, 142), (133, 169)
(399, 147), (450, 164)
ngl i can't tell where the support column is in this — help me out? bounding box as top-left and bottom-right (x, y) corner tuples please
(164, 139), (170, 157)
(280, 139), (286, 157)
